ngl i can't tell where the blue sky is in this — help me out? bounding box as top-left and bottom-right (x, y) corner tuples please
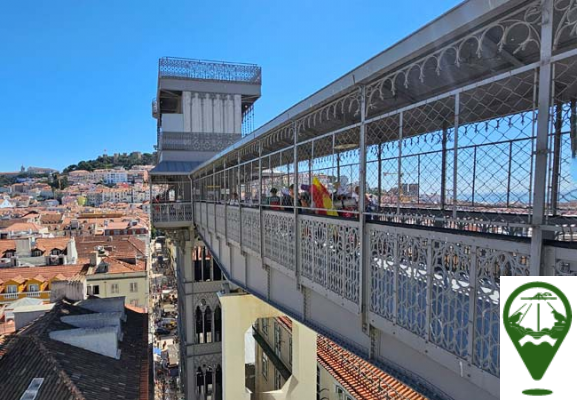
(0, 0), (463, 172)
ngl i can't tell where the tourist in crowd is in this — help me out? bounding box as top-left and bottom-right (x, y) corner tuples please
(229, 192), (239, 206)
(267, 188), (281, 210)
(282, 184), (296, 208)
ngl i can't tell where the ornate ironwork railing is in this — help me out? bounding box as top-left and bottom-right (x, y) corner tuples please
(216, 204), (226, 235)
(159, 57), (261, 84)
(300, 215), (361, 304)
(263, 210), (295, 271)
(192, 201), (524, 379)
(151, 202), (193, 224)
(159, 131), (242, 152)
(241, 207), (261, 254)
(226, 206), (240, 244)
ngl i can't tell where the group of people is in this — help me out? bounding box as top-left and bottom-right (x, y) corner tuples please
(227, 182), (378, 218)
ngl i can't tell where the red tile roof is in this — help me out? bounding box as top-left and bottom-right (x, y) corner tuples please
(1, 222), (45, 233)
(0, 265), (86, 289)
(0, 240), (16, 256)
(35, 238), (70, 252)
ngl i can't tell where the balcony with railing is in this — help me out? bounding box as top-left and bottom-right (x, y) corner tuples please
(158, 57), (261, 84)
(151, 202), (193, 229)
(150, 176), (194, 229)
(158, 131), (241, 152)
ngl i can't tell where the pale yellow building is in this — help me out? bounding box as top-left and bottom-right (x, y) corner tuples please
(86, 253), (148, 309)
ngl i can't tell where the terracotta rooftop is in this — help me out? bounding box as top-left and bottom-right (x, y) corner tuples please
(34, 237), (70, 252)
(76, 236), (146, 259)
(0, 240), (16, 256)
(0, 222), (45, 233)
(39, 213), (64, 224)
(97, 257), (146, 274)
(0, 299), (149, 400)
(0, 265), (86, 288)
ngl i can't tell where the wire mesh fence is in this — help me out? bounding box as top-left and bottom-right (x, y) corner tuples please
(185, 48), (576, 243)
(549, 55), (577, 239)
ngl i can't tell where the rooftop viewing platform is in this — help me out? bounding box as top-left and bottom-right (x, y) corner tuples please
(158, 57), (262, 84)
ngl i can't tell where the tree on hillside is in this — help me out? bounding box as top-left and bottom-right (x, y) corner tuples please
(63, 152), (156, 174)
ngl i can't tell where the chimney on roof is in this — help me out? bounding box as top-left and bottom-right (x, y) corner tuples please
(67, 237), (78, 264)
(89, 251), (101, 267)
(15, 237), (32, 257)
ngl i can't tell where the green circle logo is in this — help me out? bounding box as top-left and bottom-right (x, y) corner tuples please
(503, 282), (572, 395)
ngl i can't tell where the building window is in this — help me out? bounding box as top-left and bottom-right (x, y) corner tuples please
(7, 285), (17, 293)
(261, 318), (268, 335)
(90, 285), (100, 295)
(4, 251), (14, 258)
(274, 321), (281, 357)
(335, 386), (353, 400)
(262, 353), (268, 380)
(130, 282), (138, 292)
(31, 249), (43, 257)
(111, 283), (119, 294)
(51, 249), (61, 255)
(274, 370), (282, 390)
(29, 284), (40, 292)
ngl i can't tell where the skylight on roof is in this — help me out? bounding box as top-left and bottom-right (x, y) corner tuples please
(20, 378), (44, 400)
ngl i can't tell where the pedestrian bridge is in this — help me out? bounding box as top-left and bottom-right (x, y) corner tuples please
(151, 0), (577, 399)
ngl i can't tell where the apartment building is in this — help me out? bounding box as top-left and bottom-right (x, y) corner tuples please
(85, 251), (148, 309)
(68, 167), (152, 185)
(0, 264), (86, 305)
(0, 237), (78, 267)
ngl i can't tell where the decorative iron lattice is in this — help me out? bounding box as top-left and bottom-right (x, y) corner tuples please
(263, 210), (295, 270)
(160, 131), (242, 152)
(226, 206), (240, 244)
(215, 204), (225, 236)
(430, 241), (471, 358)
(241, 207), (261, 253)
(554, 0), (577, 50)
(194, 202), (201, 224)
(367, 224), (530, 378)
(207, 203), (215, 232)
(370, 230), (396, 321)
(151, 203), (193, 223)
(396, 234), (428, 338)
(159, 57), (261, 83)
(365, 0), (541, 111)
(299, 216), (360, 303)
(548, 56), (577, 236)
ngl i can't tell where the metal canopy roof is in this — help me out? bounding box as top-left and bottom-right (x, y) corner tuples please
(150, 161), (201, 176)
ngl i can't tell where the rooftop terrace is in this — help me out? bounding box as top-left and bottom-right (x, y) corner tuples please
(158, 57), (262, 84)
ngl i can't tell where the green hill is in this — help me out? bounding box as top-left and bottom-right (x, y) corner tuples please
(63, 152), (155, 174)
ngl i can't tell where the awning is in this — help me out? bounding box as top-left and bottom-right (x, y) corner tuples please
(150, 161), (201, 176)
